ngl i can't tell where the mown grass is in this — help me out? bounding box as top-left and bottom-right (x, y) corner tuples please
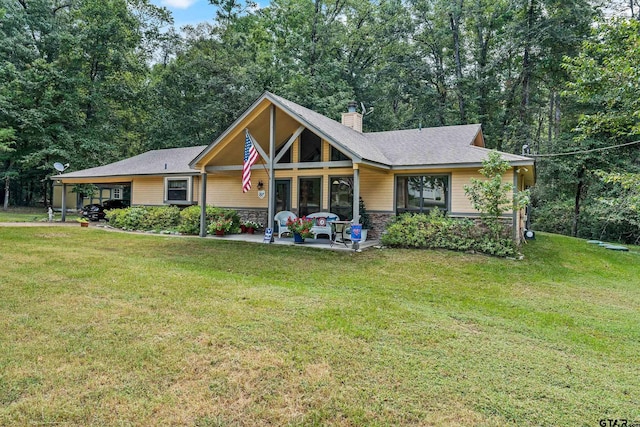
(0, 207), (48, 222)
(0, 208), (79, 222)
(0, 228), (638, 426)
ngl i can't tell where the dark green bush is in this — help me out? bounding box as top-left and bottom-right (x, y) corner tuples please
(104, 208), (126, 228)
(105, 206), (180, 231)
(107, 205), (242, 236)
(178, 205), (202, 235)
(530, 199), (574, 236)
(105, 206), (148, 230)
(140, 206), (181, 231)
(381, 210), (519, 257)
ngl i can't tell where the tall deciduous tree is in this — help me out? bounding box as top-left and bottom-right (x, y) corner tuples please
(0, 0), (167, 206)
(556, 18), (640, 240)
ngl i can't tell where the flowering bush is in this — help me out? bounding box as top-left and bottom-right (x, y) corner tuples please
(244, 220), (262, 229)
(207, 217), (233, 234)
(286, 216), (314, 238)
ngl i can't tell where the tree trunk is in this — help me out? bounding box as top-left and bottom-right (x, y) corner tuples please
(449, 0), (466, 123)
(434, 54), (447, 126)
(475, 23), (490, 126)
(309, 0), (320, 77)
(548, 91), (554, 146)
(571, 168), (585, 237)
(520, 0), (535, 120)
(554, 92), (561, 139)
(42, 180), (48, 207)
(3, 176), (9, 210)
(519, 0), (536, 150)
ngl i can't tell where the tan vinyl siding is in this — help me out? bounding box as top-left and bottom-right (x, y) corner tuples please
(53, 185), (78, 209)
(192, 175), (200, 204)
(132, 176), (164, 205)
(206, 169), (270, 208)
(357, 167), (516, 215)
(359, 167), (394, 211)
(450, 168), (514, 214)
(450, 169), (481, 213)
(205, 167), (364, 211)
(291, 137), (299, 164)
(202, 165), (516, 215)
(322, 140), (330, 162)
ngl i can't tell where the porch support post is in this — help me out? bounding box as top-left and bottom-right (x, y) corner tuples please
(352, 165), (360, 223)
(512, 169), (518, 242)
(268, 105), (276, 239)
(199, 173), (207, 237)
(61, 183), (67, 222)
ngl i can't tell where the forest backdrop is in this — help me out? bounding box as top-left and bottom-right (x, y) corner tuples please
(1, 0), (639, 243)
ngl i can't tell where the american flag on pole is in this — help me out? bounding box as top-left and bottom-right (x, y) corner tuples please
(242, 130), (259, 193)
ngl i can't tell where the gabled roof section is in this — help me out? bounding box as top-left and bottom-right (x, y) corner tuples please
(53, 146), (206, 179)
(266, 93), (391, 166)
(366, 125), (531, 167)
(191, 91), (534, 170)
(189, 91), (392, 169)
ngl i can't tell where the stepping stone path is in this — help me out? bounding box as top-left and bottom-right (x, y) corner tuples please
(586, 240), (629, 251)
(602, 244), (629, 251)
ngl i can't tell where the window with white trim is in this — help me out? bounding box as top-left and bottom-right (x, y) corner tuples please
(165, 177), (191, 203)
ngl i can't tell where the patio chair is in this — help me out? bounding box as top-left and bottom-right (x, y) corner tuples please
(306, 211), (340, 239)
(274, 210), (297, 238)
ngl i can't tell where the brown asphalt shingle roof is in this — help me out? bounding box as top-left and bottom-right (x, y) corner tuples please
(55, 146), (206, 179)
(268, 92), (532, 167)
(57, 92), (534, 179)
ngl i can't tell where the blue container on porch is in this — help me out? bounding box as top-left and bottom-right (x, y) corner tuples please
(350, 224), (362, 242)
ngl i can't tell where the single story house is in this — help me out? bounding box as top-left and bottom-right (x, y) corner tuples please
(53, 91), (535, 239)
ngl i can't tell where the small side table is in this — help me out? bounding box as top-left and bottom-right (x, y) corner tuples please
(330, 221), (351, 247)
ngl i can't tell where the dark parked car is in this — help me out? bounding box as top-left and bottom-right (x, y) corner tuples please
(81, 199), (129, 221)
(102, 199), (129, 210)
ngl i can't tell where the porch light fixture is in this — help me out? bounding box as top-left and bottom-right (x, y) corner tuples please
(257, 180), (264, 190)
(332, 179), (351, 187)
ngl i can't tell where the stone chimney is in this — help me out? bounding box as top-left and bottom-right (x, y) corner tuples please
(341, 101), (363, 132)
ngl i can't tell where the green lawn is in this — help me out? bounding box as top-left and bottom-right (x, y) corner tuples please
(0, 207), (49, 222)
(0, 207), (79, 223)
(0, 228), (638, 426)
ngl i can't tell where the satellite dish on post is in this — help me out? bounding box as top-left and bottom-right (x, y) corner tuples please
(53, 162), (69, 173)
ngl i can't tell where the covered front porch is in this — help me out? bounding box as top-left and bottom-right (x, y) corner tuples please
(191, 93), (373, 238)
(200, 231), (379, 252)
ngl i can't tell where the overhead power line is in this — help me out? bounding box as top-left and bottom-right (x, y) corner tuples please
(529, 140), (640, 158)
